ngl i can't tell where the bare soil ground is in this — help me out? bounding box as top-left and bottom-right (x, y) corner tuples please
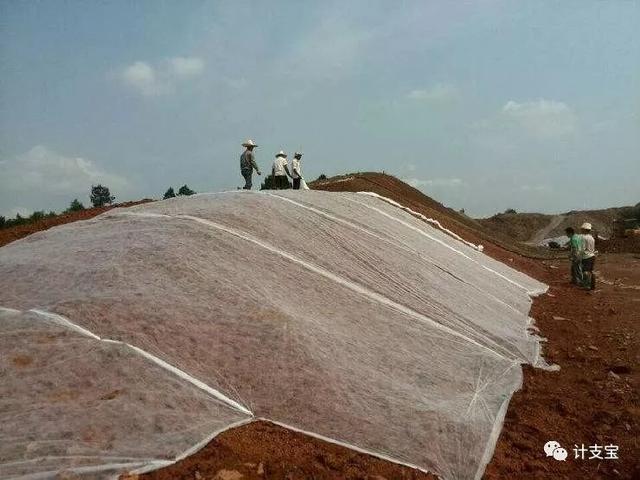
(484, 253), (640, 480)
(3, 175), (637, 479)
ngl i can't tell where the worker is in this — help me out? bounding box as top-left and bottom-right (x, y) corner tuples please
(565, 227), (583, 285)
(271, 151), (292, 189)
(291, 152), (304, 190)
(240, 139), (261, 190)
(580, 222), (597, 290)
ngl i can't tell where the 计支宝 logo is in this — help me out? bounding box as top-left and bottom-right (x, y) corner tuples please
(544, 440), (568, 461)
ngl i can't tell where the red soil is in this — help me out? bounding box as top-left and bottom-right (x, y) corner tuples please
(133, 420), (437, 480)
(310, 173), (550, 271)
(0, 200), (153, 248)
(3, 175), (637, 478)
(484, 253), (640, 479)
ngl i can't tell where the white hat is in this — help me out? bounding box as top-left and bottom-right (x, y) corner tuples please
(275, 150), (287, 157)
(294, 151), (303, 157)
(242, 139), (258, 147)
(581, 222), (592, 230)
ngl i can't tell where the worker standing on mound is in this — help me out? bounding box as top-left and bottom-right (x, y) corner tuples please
(565, 227), (584, 285)
(291, 152), (304, 190)
(580, 222), (597, 290)
(240, 139), (261, 190)
(271, 151), (292, 189)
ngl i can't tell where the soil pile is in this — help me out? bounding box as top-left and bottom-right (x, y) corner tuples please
(597, 236), (640, 254)
(2, 177), (637, 479)
(310, 172), (552, 260)
(478, 207), (632, 243)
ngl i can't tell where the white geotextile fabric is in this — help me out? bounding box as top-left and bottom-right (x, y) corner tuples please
(0, 190), (547, 480)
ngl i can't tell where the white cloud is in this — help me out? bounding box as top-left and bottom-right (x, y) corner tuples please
(501, 99), (577, 138)
(0, 146), (128, 216)
(167, 56), (205, 77)
(406, 84), (458, 103)
(118, 57), (205, 96)
(120, 61), (166, 96)
(404, 177), (465, 188)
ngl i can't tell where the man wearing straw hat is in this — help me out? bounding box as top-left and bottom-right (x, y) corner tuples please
(271, 150), (292, 189)
(291, 151), (304, 190)
(580, 222), (597, 290)
(240, 139), (261, 190)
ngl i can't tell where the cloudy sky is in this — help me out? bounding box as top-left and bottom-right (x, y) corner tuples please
(1, 1), (638, 218)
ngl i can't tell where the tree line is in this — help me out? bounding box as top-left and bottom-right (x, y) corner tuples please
(1, 183), (198, 230)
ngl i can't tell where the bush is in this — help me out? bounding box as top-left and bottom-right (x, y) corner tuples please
(29, 211), (46, 221)
(503, 208), (517, 214)
(260, 174), (291, 190)
(90, 185), (115, 207)
(163, 187), (176, 199)
(177, 185), (196, 196)
(67, 199), (85, 212)
(317, 174), (327, 181)
(0, 216), (5, 228)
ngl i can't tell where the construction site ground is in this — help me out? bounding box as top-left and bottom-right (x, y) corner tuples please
(1, 174), (637, 479)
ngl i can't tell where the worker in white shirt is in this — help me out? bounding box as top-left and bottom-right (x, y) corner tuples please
(271, 151), (292, 189)
(580, 222), (597, 290)
(291, 152), (304, 190)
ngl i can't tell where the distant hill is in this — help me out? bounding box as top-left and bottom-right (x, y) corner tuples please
(477, 206), (636, 243)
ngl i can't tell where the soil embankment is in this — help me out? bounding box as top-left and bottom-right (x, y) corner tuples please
(2, 175), (637, 479)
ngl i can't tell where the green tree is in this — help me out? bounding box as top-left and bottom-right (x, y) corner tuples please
(67, 199), (85, 212)
(29, 211), (45, 221)
(163, 187), (176, 199)
(90, 185), (115, 207)
(177, 184), (195, 196)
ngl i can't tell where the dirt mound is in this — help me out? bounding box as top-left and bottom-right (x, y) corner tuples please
(597, 236), (640, 254)
(479, 212), (555, 242)
(479, 207), (633, 244)
(133, 253), (639, 480)
(3, 179), (637, 479)
(0, 200), (153, 248)
(311, 172), (552, 261)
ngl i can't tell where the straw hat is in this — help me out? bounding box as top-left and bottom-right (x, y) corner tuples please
(275, 150), (287, 158)
(581, 222), (592, 230)
(242, 139), (258, 148)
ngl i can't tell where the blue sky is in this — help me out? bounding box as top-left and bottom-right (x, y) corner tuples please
(1, 1), (638, 217)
